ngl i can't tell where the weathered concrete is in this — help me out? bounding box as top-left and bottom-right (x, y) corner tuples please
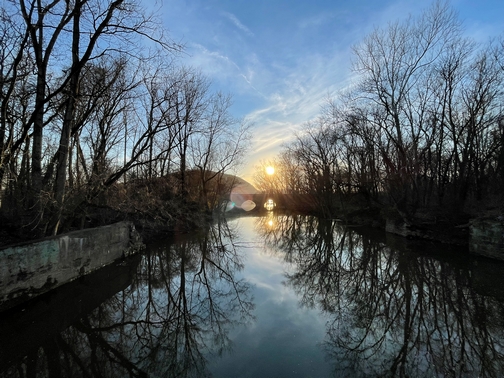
(470, 217), (504, 260)
(0, 221), (144, 310)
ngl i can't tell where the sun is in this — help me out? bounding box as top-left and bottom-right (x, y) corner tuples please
(265, 166), (275, 175)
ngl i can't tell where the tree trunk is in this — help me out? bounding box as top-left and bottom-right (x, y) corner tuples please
(52, 3), (82, 234)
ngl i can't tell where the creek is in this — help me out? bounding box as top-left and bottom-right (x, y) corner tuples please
(1, 213), (504, 377)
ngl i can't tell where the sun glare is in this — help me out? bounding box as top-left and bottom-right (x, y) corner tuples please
(266, 166), (275, 175)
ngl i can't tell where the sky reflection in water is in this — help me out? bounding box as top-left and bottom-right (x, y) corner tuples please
(208, 216), (331, 377)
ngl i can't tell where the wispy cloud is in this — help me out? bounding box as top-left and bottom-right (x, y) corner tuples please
(186, 43), (267, 98)
(190, 43), (240, 73)
(222, 11), (254, 37)
(236, 47), (359, 181)
(298, 12), (334, 29)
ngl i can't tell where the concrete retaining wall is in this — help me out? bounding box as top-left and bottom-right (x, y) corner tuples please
(470, 217), (504, 260)
(0, 221), (144, 310)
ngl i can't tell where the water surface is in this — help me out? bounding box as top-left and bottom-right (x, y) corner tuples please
(1, 214), (504, 377)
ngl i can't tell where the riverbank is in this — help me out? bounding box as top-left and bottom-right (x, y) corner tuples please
(338, 201), (504, 260)
(342, 205), (471, 245)
(239, 191), (502, 250)
(1, 179), (502, 259)
(0, 178), (213, 248)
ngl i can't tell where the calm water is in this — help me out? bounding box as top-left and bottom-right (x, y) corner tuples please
(2, 214), (504, 377)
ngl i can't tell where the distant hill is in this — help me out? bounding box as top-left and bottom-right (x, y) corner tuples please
(221, 173), (258, 194)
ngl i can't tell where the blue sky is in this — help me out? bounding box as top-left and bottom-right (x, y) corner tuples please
(158, 0), (504, 182)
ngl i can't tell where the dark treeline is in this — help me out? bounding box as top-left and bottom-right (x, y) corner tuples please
(255, 1), (504, 228)
(0, 1), (250, 239)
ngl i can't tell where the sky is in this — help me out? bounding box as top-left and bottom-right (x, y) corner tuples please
(157, 0), (504, 183)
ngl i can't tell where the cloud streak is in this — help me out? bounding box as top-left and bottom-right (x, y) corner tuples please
(222, 11), (254, 37)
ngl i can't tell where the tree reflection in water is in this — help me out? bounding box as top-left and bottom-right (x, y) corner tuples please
(2, 219), (253, 378)
(255, 214), (504, 377)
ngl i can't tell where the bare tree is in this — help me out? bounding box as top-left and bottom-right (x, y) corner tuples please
(279, 1), (504, 223)
(172, 68), (209, 195)
(351, 0), (461, 217)
(0, 5), (32, 193)
(0, 0), (181, 233)
(190, 92), (251, 210)
(286, 120), (346, 216)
